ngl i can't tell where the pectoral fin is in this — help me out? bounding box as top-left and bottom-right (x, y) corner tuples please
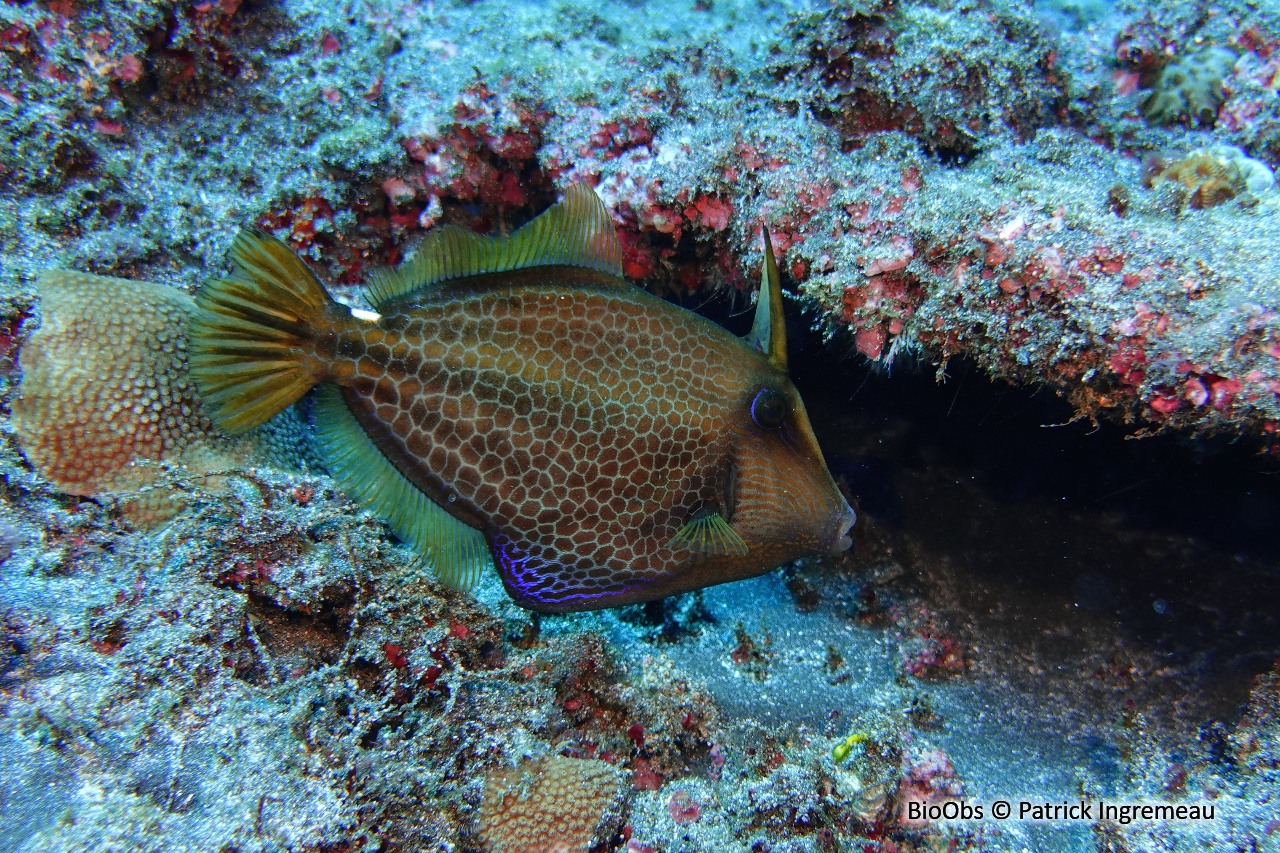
(667, 511), (749, 556)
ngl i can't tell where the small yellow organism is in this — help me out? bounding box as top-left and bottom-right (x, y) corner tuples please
(832, 732), (868, 763)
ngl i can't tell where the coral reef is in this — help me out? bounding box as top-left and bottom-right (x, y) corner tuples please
(6, 0), (1280, 442)
(788, 0), (1065, 159)
(11, 270), (237, 525)
(1233, 663), (1280, 770)
(1146, 143), (1276, 208)
(3, 0), (1280, 851)
(12, 268), (315, 526)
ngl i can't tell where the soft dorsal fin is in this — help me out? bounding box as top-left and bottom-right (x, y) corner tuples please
(312, 384), (492, 591)
(365, 183), (625, 310)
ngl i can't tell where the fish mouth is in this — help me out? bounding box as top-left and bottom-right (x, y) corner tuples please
(830, 504), (857, 553)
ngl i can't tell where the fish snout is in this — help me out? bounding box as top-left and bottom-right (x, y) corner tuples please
(828, 502), (857, 553)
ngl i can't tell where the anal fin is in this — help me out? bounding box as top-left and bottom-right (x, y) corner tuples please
(312, 384), (492, 590)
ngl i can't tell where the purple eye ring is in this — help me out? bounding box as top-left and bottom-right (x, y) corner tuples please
(751, 388), (788, 429)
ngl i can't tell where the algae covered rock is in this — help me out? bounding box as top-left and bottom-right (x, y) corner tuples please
(313, 116), (398, 174)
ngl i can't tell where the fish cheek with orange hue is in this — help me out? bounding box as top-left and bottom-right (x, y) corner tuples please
(656, 376), (850, 596)
(731, 383), (848, 555)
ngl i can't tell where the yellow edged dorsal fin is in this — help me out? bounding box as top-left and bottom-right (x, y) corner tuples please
(667, 511), (749, 556)
(364, 183), (624, 310)
(312, 384), (492, 590)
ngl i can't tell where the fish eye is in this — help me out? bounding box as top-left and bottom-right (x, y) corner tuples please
(750, 388), (788, 429)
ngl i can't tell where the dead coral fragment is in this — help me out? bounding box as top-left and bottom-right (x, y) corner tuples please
(1139, 47), (1236, 126)
(1146, 144), (1275, 208)
(12, 271), (244, 526)
(478, 755), (628, 853)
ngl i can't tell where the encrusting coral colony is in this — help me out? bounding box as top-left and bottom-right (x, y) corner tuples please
(3, 0), (1280, 851)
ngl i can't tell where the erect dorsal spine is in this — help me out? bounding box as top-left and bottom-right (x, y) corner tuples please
(745, 229), (788, 372)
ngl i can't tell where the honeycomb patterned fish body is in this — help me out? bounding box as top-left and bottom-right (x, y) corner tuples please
(325, 275), (844, 610)
(185, 184), (857, 612)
